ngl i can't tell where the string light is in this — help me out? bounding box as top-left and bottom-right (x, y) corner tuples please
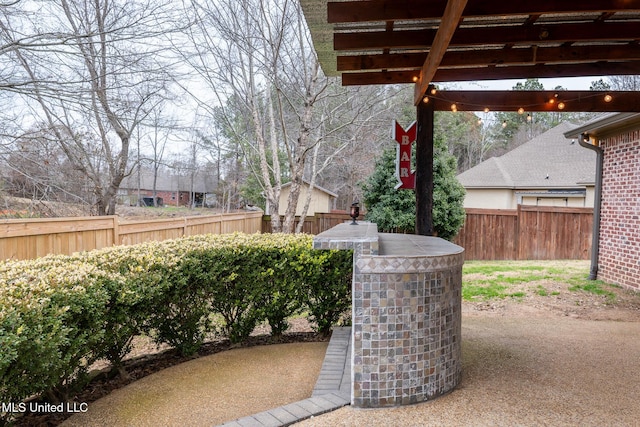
(412, 76), (419, 82)
(424, 91), (615, 128)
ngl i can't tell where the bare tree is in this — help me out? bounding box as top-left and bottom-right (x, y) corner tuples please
(607, 75), (640, 91)
(1, 124), (89, 203)
(177, 0), (283, 229)
(180, 0), (398, 232)
(0, 0), (182, 215)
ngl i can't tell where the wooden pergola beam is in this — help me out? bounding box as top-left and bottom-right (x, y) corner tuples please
(337, 45), (640, 71)
(340, 61), (640, 86)
(334, 21), (640, 51)
(328, 0), (640, 23)
(423, 91), (640, 112)
(432, 61), (640, 82)
(414, 0), (468, 105)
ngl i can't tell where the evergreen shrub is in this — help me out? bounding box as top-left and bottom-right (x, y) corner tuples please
(0, 232), (352, 411)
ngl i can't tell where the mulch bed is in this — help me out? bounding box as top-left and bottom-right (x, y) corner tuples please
(12, 332), (326, 427)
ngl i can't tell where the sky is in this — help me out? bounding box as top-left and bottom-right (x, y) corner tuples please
(450, 76), (598, 91)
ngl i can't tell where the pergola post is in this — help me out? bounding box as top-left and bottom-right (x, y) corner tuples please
(415, 99), (434, 235)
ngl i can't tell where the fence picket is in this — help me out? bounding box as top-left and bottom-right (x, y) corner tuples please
(0, 211), (263, 261)
(454, 206), (593, 260)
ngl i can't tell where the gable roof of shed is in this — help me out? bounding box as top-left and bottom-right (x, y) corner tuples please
(457, 122), (596, 189)
(120, 169), (213, 194)
(280, 179), (339, 198)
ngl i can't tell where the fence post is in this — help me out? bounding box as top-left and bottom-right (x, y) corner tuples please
(112, 215), (120, 246)
(515, 204), (522, 260)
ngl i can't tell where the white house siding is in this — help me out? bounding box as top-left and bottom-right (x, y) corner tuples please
(463, 188), (513, 209)
(278, 183), (334, 216)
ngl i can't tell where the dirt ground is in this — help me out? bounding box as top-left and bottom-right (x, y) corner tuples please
(463, 266), (640, 323)
(0, 196), (229, 220)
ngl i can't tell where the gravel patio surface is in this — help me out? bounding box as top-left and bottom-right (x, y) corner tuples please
(58, 310), (640, 427)
(298, 312), (640, 427)
(61, 342), (328, 427)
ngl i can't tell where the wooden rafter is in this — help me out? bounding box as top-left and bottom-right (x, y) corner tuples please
(327, 0), (640, 23)
(424, 91), (640, 112)
(334, 22), (640, 51)
(414, 0), (467, 104)
(337, 45), (640, 72)
(341, 61), (640, 86)
(432, 62), (640, 82)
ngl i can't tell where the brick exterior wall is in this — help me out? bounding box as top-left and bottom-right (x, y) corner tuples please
(137, 189), (192, 206)
(599, 130), (640, 290)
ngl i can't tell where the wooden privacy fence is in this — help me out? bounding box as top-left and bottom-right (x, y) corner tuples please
(454, 205), (594, 260)
(262, 212), (353, 234)
(3, 207), (592, 261)
(0, 211), (263, 261)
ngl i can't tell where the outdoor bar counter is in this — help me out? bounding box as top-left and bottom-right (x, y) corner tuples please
(313, 222), (464, 408)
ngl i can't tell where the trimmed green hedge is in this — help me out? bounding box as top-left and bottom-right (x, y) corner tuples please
(0, 233), (352, 410)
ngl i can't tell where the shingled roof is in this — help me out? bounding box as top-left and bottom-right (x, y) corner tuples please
(457, 122), (596, 189)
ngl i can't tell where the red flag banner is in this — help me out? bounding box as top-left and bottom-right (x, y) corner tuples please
(393, 120), (416, 190)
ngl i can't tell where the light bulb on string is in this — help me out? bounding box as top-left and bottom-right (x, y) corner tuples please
(604, 94), (613, 103)
(527, 113), (532, 122)
(412, 76), (419, 82)
(502, 120), (507, 128)
(484, 107), (490, 113)
(558, 102), (565, 110)
(517, 107), (525, 115)
(423, 96), (429, 104)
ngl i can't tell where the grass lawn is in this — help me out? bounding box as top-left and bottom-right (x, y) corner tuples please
(462, 260), (619, 303)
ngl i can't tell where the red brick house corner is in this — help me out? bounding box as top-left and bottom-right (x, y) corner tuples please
(566, 113), (640, 291)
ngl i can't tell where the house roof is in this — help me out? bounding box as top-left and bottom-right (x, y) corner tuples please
(457, 122), (596, 189)
(564, 112), (640, 139)
(281, 179), (339, 198)
(120, 168), (214, 194)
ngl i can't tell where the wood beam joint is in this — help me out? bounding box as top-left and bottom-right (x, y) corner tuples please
(414, 0), (468, 105)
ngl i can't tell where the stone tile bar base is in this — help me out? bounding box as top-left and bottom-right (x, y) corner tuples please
(313, 224), (464, 408)
(312, 221), (378, 256)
